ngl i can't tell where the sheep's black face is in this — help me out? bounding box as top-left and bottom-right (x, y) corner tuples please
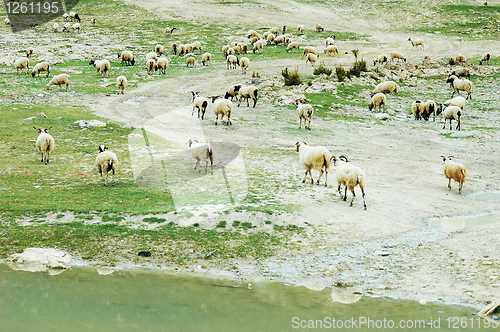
(99, 145), (107, 153)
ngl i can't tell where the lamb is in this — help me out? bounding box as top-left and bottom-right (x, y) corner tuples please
(371, 81), (399, 97)
(324, 45), (339, 56)
(390, 51), (407, 62)
(408, 37), (424, 49)
(188, 140), (214, 175)
(191, 91), (209, 120)
(71, 23), (80, 32)
(325, 36), (335, 46)
(443, 96), (466, 110)
(441, 156), (466, 194)
(237, 86), (258, 108)
(252, 40), (263, 54)
(316, 24), (324, 32)
(302, 46), (317, 59)
(156, 58), (168, 74)
(368, 93), (387, 112)
(446, 75), (472, 100)
(165, 27), (176, 34)
(146, 51), (157, 61)
(26, 47), (34, 57)
(451, 67), (470, 79)
(116, 76), (128, 94)
(226, 55), (239, 69)
(31, 61), (50, 77)
(305, 53), (318, 66)
(146, 59), (157, 75)
(297, 103), (314, 130)
(53, 23), (59, 32)
(69, 11), (81, 22)
(373, 54), (388, 66)
(436, 104), (462, 131)
(286, 42), (300, 53)
(295, 142), (331, 187)
(212, 97), (233, 125)
(62, 22), (71, 32)
(479, 52), (491, 65)
(89, 59), (111, 77)
(240, 57), (250, 74)
(455, 54), (466, 63)
(96, 145), (118, 186)
(224, 84), (242, 100)
(14, 57), (30, 75)
(297, 25), (304, 34)
(33, 126), (54, 165)
(46, 73), (70, 91)
(411, 100), (425, 120)
(90, 17), (96, 25)
(331, 156), (367, 209)
(118, 51), (135, 66)
(155, 44), (164, 55)
(422, 100), (437, 121)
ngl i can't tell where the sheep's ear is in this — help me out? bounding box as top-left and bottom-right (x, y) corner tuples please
(448, 156), (454, 159)
(47, 126), (52, 130)
(440, 155), (447, 161)
(33, 126), (37, 130)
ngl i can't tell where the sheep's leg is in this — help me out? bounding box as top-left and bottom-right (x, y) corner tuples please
(253, 98), (257, 108)
(111, 170), (115, 186)
(459, 181), (463, 194)
(45, 152), (50, 164)
(316, 169), (324, 185)
(337, 184), (342, 195)
(350, 189), (356, 207)
(40, 152), (44, 163)
(191, 107), (196, 116)
(449, 119), (453, 130)
(299, 118), (302, 129)
(201, 109), (205, 120)
(302, 169), (309, 183)
(194, 159), (200, 172)
(246, 98), (250, 107)
(307, 120), (311, 130)
(344, 187), (348, 201)
(448, 178), (451, 190)
(309, 170), (314, 184)
(215, 115), (218, 125)
(361, 188), (366, 210)
(456, 118), (460, 131)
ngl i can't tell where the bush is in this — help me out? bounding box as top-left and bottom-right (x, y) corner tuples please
(448, 57), (455, 66)
(335, 66), (351, 82)
(216, 220), (227, 228)
(349, 60), (367, 77)
(313, 62), (333, 76)
(282, 67), (302, 86)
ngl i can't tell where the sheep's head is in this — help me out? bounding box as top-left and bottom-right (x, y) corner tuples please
(339, 156), (348, 163)
(99, 145), (108, 153)
(436, 104), (445, 116)
(89, 59), (95, 66)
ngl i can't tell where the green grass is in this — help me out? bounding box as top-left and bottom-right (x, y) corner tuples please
(304, 85), (367, 121)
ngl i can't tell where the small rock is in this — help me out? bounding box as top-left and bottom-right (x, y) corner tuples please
(419, 299), (427, 305)
(375, 250), (390, 256)
(493, 315), (499, 320)
(374, 113), (389, 120)
(482, 261), (493, 265)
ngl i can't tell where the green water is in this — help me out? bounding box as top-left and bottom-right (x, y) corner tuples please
(0, 265), (491, 331)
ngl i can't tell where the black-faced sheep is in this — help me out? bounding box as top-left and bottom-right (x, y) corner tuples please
(191, 91), (209, 120)
(96, 145), (118, 186)
(316, 24), (324, 32)
(69, 11), (81, 22)
(297, 103), (314, 130)
(302, 46), (317, 59)
(331, 156), (367, 209)
(188, 140), (214, 175)
(118, 51), (135, 66)
(62, 22), (71, 32)
(305, 53), (318, 66)
(441, 156), (466, 194)
(408, 38), (424, 49)
(89, 59), (111, 77)
(71, 23), (80, 32)
(90, 17), (96, 25)
(252, 40), (263, 54)
(165, 27), (176, 34)
(369, 93), (387, 112)
(422, 100), (437, 121)
(224, 85), (242, 100)
(171, 42), (178, 55)
(26, 47), (34, 58)
(53, 23), (59, 32)
(446, 75), (472, 100)
(295, 142), (331, 187)
(479, 52), (491, 65)
(443, 96), (466, 110)
(436, 104), (462, 131)
(455, 54), (466, 64)
(373, 54), (388, 66)
(237, 86), (258, 108)
(33, 126), (54, 164)
(226, 55), (239, 69)
(451, 67), (470, 79)
(146, 59), (157, 75)
(32, 62), (50, 77)
(297, 25), (304, 34)
(411, 100), (425, 120)
(324, 45), (339, 56)
(325, 36), (335, 46)
(155, 44), (164, 55)
(46, 74), (70, 91)
(116, 76), (128, 94)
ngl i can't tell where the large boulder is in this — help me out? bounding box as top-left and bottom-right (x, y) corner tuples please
(6, 248), (72, 272)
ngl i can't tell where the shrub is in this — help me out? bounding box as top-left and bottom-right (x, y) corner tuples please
(216, 220), (227, 228)
(335, 66), (351, 82)
(349, 59), (367, 77)
(282, 67), (302, 86)
(448, 57), (455, 66)
(313, 62), (333, 76)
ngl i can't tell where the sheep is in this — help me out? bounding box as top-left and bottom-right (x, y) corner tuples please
(46, 73), (70, 91)
(146, 51), (157, 61)
(33, 126), (54, 165)
(156, 58), (168, 74)
(297, 103), (314, 130)
(275, 35), (288, 45)
(71, 23), (80, 32)
(28, 22), (38, 28)
(325, 36), (335, 46)
(62, 22), (71, 32)
(118, 51), (135, 66)
(368, 93), (387, 112)
(146, 59), (157, 75)
(302, 46), (317, 59)
(192, 41), (202, 53)
(422, 100), (437, 121)
(479, 52), (491, 65)
(69, 11), (81, 22)
(263, 31), (270, 40)
(155, 44), (164, 55)
(26, 47), (34, 57)
(266, 33), (276, 45)
(269, 27), (280, 34)
(252, 40), (263, 54)
(178, 44), (187, 56)
(316, 24), (324, 32)
(286, 42), (300, 53)
(249, 36), (260, 44)
(62, 13), (70, 21)
(443, 96), (466, 110)
(171, 42), (178, 55)
(441, 156), (466, 194)
(411, 100), (425, 120)
(408, 37), (424, 49)
(232, 45), (242, 54)
(237, 86), (258, 108)
(373, 54), (388, 66)
(305, 53), (318, 66)
(96, 145), (118, 186)
(240, 57), (250, 74)
(31, 61), (50, 77)
(324, 45), (339, 56)
(185, 44), (194, 54)
(455, 54), (466, 63)
(451, 67), (470, 79)
(224, 84), (242, 100)
(436, 104), (462, 131)
(116, 75), (128, 94)
(89, 59), (111, 77)
(295, 142), (331, 187)
(241, 44), (248, 53)
(90, 17), (96, 25)
(165, 27), (176, 34)
(14, 57), (29, 75)
(331, 156), (367, 209)
(281, 26), (287, 34)
(226, 55), (239, 69)
(184, 56), (195, 67)
(423, 55), (431, 62)
(247, 29), (259, 38)
(297, 25), (304, 34)
(390, 51), (407, 63)
(371, 81), (399, 97)
(53, 23), (59, 32)
(446, 75), (472, 100)
(191, 91), (209, 120)
(212, 97), (233, 125)
(4, 18), (12, 26)
(188, 140), (214, 175)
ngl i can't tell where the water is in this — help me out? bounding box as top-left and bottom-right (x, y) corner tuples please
(473, 191), (500, 200)
(0, 265), (489, 332)
(431, 213), (500, 230)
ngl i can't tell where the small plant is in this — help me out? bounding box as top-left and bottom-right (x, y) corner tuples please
(264, 220), (272, 225)
(351, 48), (360, 61)
(335, 66), (351, 82)
(282, 67), (302, 86)
(56, 214), (65, 219)
(241, 222), (253, 230)
(143, 217), (166, 223)
(448, 57), (455, 66)
(349, 60), (367, 77)
(192, 223), (200, 227)
(216, 220), (227, 228)
(313, 62), (333, 76)
(232, 220), (241, 227)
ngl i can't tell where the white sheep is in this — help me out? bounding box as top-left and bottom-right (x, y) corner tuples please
(302, 46), (317, 59)
(53, 22), (59, 32)
(212, 96), (233, 125)
(371, 81), (398, 97)
(192, 41), (202, 52)
(201, 52), (212, 66)
(390, 51), (406, 63)
(275, 35), (288, 45)
(455, 54), (466, 63)
(46, 73), (70, 91)
(14, 57), (30, 75)
(240, 57), (250, 74)
(325, 36), (335, 46)
(226, 55), (239, 69)
(247, 29), (259, 38)
(146, 58), (157, 75)
(446, 75), (472, 100)
(188, 140), (214, 175)
(178, 44), (187, 56)
(71, 23), (80, 32)
(443, 96), (466, 110)
(286, 42), (300, 53)
(33, 126), (54, 165)
(450, 67), (470, 79)
(118, 51), (135, 66)
(369, 93), (387, 112)
(295, 142), (331, 187)
(62, 22), (71, 32)
(237, 86), (258, 108)
(165, 27), (176, 34)
(297, 25), (304, 34)
(4, 18), (12, 26)
(155, 44), (164, 55)
(62, 13), (69, 21)
(408, 37), (424, 49)
(411, 100), (425, 120)
(324, 45), (339, 56)
(89, 59), (111, 77)
(305, 53), (318, 66)
(441, 156), (466, 194)
(316, 24), (324, 32)
(331, 156), (367, 209)
(266, 33), (276, 45)
(269, 27), (280, 34)
(69, 11), (81, 22)
(26, 47), (34, 57)
(32, 61), (50, 77)
(185, 44), (194, 54)
(146, 51), (157, 61)
(184, 57), (194, 67)
(479, 52), (491, 65)
(156, 58), (168, 74)
(252, 40), (263, 54)
(249, 36), (260, 44)
(436, 104), (462, 131)
(297, 103), (314, 130)
(171, 42), (178, 55)
(224, 84), (242, 100)
(116, 75), (128, 94)
(96, 145), (118, 186)
(90, 17), (96, 25)
(422, 100), (437, 121)
(373, 54), (388, 66)
(191, 91), (209, 120)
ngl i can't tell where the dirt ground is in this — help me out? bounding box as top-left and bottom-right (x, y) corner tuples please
(31, 0), (499, 309)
